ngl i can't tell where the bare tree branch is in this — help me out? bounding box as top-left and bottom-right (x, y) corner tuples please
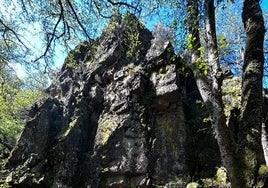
(33, 0), (65, 63)
(93, 0), (113, 18)
(107, 0), (141, 12)
(20, 0), (29, 16)
(66, 0), (91, 39)
(0, 19), (29, 51)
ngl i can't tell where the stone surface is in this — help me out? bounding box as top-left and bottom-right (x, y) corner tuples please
(5, 14), (220, 187)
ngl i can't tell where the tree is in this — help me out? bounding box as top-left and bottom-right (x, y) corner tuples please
(239, 0), (266, 186)
(186, 0), (266, 187)
(0, 0), (268, 186)
(0, 0), (147, 72)
(0, 63), (44, 157)
(0, 0), (188, 73)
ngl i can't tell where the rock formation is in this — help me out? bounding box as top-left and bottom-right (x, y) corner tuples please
(5, 14), (220, 187)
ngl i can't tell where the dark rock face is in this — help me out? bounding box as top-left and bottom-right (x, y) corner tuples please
(5, 14), (219, 187)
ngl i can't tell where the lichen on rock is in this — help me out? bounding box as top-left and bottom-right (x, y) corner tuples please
(4, 13), (221, 188)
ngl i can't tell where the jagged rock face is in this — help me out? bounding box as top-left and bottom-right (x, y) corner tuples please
(6, 14), (190, 188)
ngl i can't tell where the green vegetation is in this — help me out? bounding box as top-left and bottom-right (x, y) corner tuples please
(222, 77), (241, 117)
(186, 182), (199, 188)
(123, 13), (145, 62)
(102, 11), (122, 36)
(215, 167), (228, 185)
(186, 34), (209, 76)
(259, 165), (268, 177)
(0, 63), (44, 186)
(66, 54), (78, 69)
(0, 0), (267, 187)
(0, 68), (44, 154)
(125, 32), (141, 60)
(186, 34), (197, 51)
(65, 41), (91, 69)
(159, 65), (170, 77)
(98, 117), (118, 146)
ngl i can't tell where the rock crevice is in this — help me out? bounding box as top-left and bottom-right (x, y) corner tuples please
(5, 14), (219, 188)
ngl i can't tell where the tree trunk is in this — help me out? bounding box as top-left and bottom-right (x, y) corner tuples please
(187, 0), (236, 184)
(187, 0), (266, 187)
(203, 0), (243, 186)
(262, 122), (268, 165)
(235, 0), (266, 187)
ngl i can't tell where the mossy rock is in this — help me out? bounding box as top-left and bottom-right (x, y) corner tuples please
(258, 165), (268, 177)
(186, 182), (200, 188)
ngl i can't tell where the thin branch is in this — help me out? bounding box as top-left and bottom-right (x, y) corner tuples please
(0, 19), (29, 50)
(2, 33), (11, 52)
(93, 0), (113, 19)
(20, 0), (29, 17)
(66, 0), (91, 39)
(33, 0), (64, 63)
(107, 0), (141, 12)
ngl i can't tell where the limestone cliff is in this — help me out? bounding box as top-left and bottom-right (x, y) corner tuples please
(5, 14), (220, 187)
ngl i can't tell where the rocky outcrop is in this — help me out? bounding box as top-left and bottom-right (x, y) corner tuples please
(5, 14), (220, 187)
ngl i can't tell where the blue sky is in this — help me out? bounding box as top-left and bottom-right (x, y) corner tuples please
(1, 0), (268, 79)
(261, 1), (268, 10)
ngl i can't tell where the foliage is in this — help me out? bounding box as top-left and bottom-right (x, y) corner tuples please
(66, 53), (79, 69)
(186, 0), (267, 186)
(0, 0), (267, 187)
(216, 5), (268, 86)
(258, 165), (268, 177)
(221, 77), (241, 117)
(186, 182), (199, 188)
(218, 34), (229, 50)
(0, 64), (44, 156)
(0, 0), (190, 77)
(125, 32), (141, 60)
(0, 61), (44, 187)
(215, 167), (228, 185)
(0, 0), (140, 71)
(0, 0), (266, 79)
(122, 13), (146, 62)
(64, 41), (92, 69)
(186, 34), (209, 76)
(186, 34), (196, 51)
